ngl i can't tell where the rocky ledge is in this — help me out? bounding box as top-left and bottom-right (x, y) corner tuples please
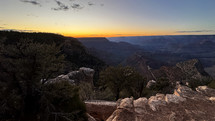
(107, 85), (215, 121)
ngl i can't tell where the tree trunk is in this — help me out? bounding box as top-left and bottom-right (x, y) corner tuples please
(116, 88), (120, 100)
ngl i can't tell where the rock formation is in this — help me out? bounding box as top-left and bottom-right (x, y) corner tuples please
(123, 56), (210, 86)
(45, 67), (95, 84)
(157, 59), (210, 82)
(176, 59), (210, 80)
(146, 80), (156, 88)
(107, 85), (215, 121)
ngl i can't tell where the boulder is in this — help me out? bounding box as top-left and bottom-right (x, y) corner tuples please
(174, 85), (197, 98)
(79, 67), (95, 77)
(196, 86), (215, 97)
(165, 94), (186, 103)
(146, 80), (156, 88)
(117, 97), (134, 112)
(133, 98), (148, 114)
(209, 97), (215, 102)
(148, 94), (166, 111)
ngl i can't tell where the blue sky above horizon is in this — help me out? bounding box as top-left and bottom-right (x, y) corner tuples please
(0, 0), (215, 37)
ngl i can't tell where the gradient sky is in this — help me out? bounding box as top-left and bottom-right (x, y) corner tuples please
(0, 0), (215, 37)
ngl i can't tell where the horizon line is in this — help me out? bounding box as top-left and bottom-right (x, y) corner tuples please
(74, 34), (215, 38)
(1, 30), (215, 38)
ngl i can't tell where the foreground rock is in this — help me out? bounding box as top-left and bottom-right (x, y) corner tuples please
(85, 100), (117, 121)
(107, 85), (215, 121)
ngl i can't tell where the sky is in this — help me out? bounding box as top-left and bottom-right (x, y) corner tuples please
(0, 0), (215, 37)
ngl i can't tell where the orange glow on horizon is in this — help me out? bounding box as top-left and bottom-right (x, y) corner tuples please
(63, 33), (150, 38)
(62, 31), (177, 38)
(2, 26), (214, 38)
(3, 23), (214, 38)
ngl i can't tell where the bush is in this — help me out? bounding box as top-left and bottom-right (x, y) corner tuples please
(41, 80), (87, 121)
(93, 87), (115, 101)
(99, 65), (146, 100)
(78, 82), (94, 100)
(144, 78), (173, 97)
(188, 77), (212, 90)
(208, 80), (215, 89)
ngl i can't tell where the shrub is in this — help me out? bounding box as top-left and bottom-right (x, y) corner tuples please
(99, 65), (146, 100)
(188, 77), (212, 90)
(208, 80), (215, 89)
(41, 80), (87, 121)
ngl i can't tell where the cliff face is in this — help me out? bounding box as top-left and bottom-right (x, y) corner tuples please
(176, 59), (210, 80)
(124, 56), (210, 83)
(122, 53), (155, 80)
(153, 59), (211, 87)
(107, 85), (215, 121)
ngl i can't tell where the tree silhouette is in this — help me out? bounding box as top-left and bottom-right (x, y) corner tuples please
(0, 38), (86, 121)
(100, 65), (145, 100)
